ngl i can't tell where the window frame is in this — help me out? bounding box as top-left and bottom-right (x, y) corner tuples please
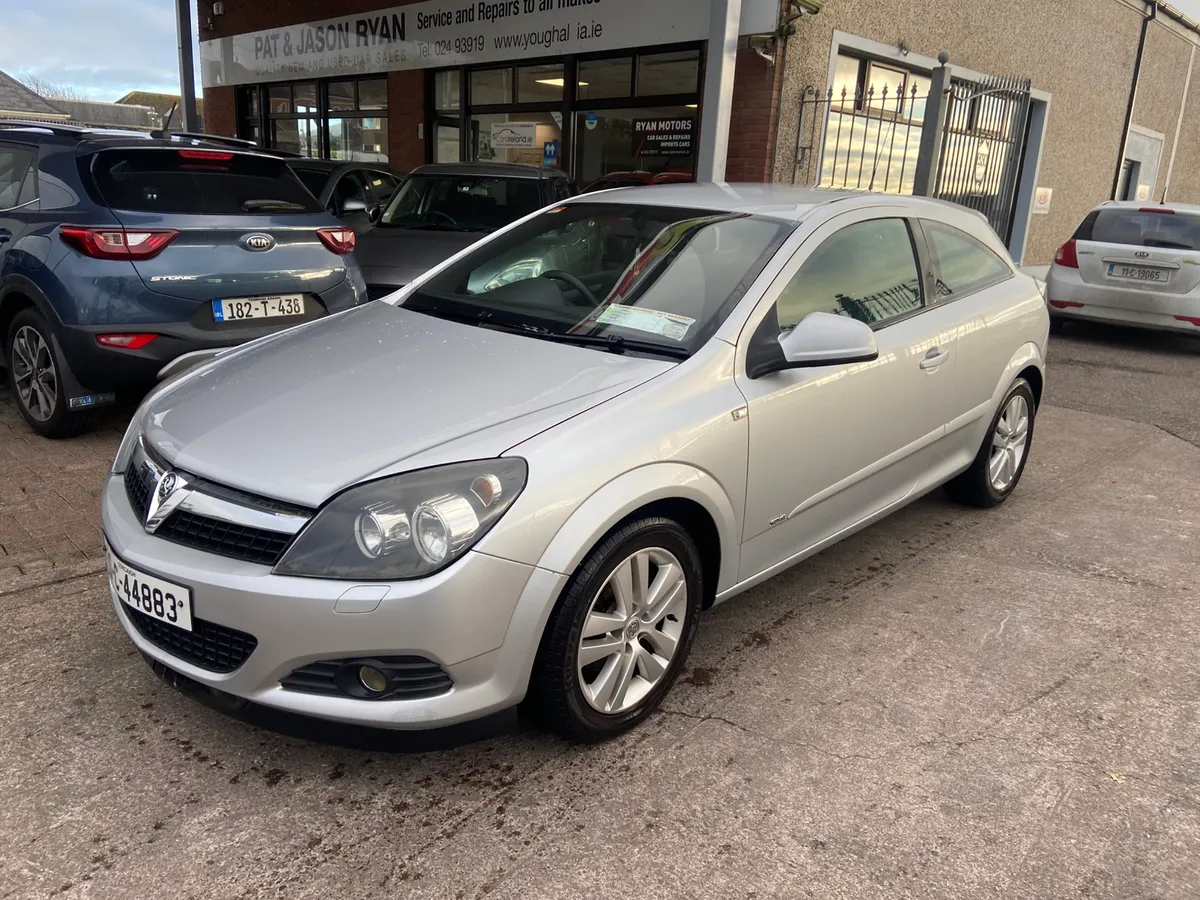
(915, 217), (1014, 303)
(0, 143), (37, 212)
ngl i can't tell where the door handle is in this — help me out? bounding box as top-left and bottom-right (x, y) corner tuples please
(919, 347), (950, 370)
(0, 229), (11, 245)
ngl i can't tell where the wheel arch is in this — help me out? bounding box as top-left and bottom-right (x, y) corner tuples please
(531, 463), (740, 608)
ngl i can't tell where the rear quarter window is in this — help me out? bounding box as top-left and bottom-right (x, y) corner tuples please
(1076, 208), (1200, 251)
(86, 148), (323, 215)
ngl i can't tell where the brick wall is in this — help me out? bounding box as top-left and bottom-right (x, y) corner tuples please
(726, 42), (782, 182)
(202, 85), (237, 137)
(387, 70), (426, 171)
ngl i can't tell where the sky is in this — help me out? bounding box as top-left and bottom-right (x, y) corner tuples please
(5, 0), (1200, 103)
(4, 0), (202, 101)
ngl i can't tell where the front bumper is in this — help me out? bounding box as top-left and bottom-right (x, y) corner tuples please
(102, 474), (568, 730)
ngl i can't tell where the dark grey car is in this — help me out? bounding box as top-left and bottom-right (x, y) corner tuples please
(284, 158), (404, 229)
(355, 163), (578, 300)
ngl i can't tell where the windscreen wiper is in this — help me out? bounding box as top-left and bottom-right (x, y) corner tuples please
(241, 199), (306, 211)
(526, 331), (690, 359)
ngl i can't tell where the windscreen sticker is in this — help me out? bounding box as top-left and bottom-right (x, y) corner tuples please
(595, 305), (696, 341)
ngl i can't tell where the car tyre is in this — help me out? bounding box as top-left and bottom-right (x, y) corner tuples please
(6, 308), (95, 439)
(945, 377), (1036, 509)
(529, 516), (702, 743)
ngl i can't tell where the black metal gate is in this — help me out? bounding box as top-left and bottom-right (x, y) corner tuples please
(934, 75), (1032, 241)
(793, 83), (929, 193)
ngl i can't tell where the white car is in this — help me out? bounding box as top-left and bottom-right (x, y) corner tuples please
(1046, 201), (1200, 335)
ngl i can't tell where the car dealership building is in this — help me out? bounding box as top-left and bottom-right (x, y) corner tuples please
(199, 0), (1200, 265)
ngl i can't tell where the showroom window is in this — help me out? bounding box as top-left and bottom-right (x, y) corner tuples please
(238, 77), (389, 162)
(429, 44), (701, 186)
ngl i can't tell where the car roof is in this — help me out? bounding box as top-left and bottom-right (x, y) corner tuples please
(566, 183), (973, 222)
(1093, 199), (1200, 215)
(410, 162), (553, 179)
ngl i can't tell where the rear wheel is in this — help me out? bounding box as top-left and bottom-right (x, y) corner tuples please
(6, 309), (95, 439)
(945, 378), (1036, 508)
(530, 516), (702, 743)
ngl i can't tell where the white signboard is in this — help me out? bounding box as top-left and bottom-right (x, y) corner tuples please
(490, 121), (537, 149)
(1032, 186), (1052, 215)
(201, 0), (779, 87)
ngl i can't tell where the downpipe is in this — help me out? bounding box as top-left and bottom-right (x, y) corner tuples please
(1111, 0), (1158, 199)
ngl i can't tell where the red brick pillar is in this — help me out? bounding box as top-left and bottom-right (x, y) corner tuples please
(387, 70), (427, 171)
(725, 42), (783, 182)
(202, 86), (237, 138)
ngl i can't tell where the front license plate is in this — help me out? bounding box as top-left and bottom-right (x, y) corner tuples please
(106, 546), (193, 632)
(1108, 263), (1167, 282)
(213, 294), (306, 322)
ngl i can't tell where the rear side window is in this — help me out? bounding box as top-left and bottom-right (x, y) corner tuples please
(88, 149), (322, 215)
(292, 166), (330, 198)
(1074, 208), (1200, 251)
(0, 145), (35, 210)
(922, 221), (1012, 298)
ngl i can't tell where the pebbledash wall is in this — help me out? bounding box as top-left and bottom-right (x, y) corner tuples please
(770, 0), (1200, 265)
(199, 0), (1200, 265)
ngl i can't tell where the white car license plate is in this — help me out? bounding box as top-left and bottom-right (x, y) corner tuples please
(1108, 263), (1167, 283)
(213, 295), (306, 322)
(106, 546), (193, 632)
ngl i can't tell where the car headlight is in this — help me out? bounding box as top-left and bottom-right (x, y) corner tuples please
(273, 459), (527, 580)
(485, 259), (544, 291)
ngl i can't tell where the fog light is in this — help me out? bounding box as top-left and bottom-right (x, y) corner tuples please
(358, 665), (388, 694)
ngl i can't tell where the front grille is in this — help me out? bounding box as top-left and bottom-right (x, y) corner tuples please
(125, 464), (153, 519)
(281, 657), (453, 700)
(155, 511), (294, 566)
(125, 606), (257, 673)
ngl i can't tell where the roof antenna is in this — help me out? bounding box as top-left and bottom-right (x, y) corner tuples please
(152, 102), (178, 139)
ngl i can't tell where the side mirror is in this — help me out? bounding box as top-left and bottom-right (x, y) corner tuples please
(366, 203), (383, 224)
(750, 311), (878, 378)
(342, 197), (369, 214)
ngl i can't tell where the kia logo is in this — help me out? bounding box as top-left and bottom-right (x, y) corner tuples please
(1134, 251), (1150, 258)
(242, 233), (275, 252)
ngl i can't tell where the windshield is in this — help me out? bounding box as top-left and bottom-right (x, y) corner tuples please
(399, 202), (793, 358)
(378, 173), (543, 233)
(1076, 208), (1200, 251)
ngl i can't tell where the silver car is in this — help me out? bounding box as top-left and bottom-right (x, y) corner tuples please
(102, 185), (1049, 743)
(1046, 200), (1200, 335)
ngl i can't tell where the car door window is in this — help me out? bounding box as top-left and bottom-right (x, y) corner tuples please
(329, 171), (368, 215)
(922, 221), (1012, 299)
(292, 167), (330, 199)
(0, 146), (36, 210)
(364, 172), (399, 206)
(551, 177), (574, 202)
(776, 218), (923, 330)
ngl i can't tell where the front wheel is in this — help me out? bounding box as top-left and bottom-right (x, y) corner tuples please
(945, 377), (1036, 508)
(529, 517), (702, 743)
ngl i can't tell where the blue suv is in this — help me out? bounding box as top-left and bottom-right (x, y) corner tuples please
(0, 122), (368, 437)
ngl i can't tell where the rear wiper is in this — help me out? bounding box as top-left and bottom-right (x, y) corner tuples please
(527, 331), (690, 359)
(241, 199), (306, 211)
(1142, 239), (1192, 250)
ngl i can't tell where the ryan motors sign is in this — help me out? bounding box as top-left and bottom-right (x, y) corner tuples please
(201, 0), (779, 87)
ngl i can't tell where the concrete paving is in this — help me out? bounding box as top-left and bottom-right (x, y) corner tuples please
(0, 336), (1198, 898)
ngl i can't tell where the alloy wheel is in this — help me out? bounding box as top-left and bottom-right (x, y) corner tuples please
(576, 547), (688, 714)
(11, 326), (58, 423)
(989, 394), (1030, 492)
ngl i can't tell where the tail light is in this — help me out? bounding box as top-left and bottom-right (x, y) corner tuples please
(1139, 207), (1174, 215)
(1175, 315), (1200, 326)
(1049, 300), (1084, 309)
(317, 226), (356, 255)
(96, 333), (158, 350)
(1054, 239), (1079, 269)
(60, 227), (178, 260)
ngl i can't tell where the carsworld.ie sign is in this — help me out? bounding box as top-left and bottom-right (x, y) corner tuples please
(200, 0), (779, 87)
